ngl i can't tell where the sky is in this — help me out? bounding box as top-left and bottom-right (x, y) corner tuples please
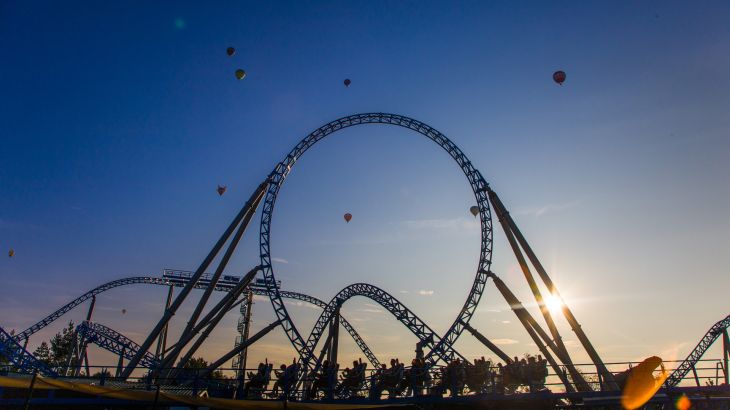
(1, 1), (729, 385)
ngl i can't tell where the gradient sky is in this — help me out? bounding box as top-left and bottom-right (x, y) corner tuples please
(1, 1), (729, 382)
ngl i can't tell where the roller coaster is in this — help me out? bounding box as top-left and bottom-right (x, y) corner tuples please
(2, 113), (729, 408)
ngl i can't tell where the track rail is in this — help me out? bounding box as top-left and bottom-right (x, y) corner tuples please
(665, 314), (730, 387)
(303, 283), (465, 370)
(259, 113), (493, 369)
(77, 321), (159, 369)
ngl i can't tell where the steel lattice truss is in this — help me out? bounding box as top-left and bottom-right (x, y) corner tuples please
(259, 113), (494, 369)
(277, 290), (380, 368)
(77, 321), (159, 369)
(0, 325), (57, 376)
(665, 314), (730, 387)
(12, 275), (385, 369)
(303, 283), (465, 370)
(80, 317), (272, 377)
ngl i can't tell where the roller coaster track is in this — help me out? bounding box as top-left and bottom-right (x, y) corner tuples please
(77, 321), (159, 369)
(303, 283), (465, 371)
(259, 113), (493, 369)
(13, 276), (386, 368)
(0, 325), (57, 376)
(665, 314), (730, 387)
(15, 277), (172, 341)
(277, 290), (380, 368)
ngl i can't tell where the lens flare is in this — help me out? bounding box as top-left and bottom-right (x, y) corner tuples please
(621, 356), (668, 410)
(675, 394), (691, 410)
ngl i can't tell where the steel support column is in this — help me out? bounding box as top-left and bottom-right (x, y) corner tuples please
(327, 306), (341, 367)
(233, 290), (254, 379)
(155, 286), (174, 361)
(722, 329), (730, 385)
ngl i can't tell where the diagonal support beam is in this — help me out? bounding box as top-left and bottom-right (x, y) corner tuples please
(161, 266), (261, 376)
(121, 179), (269, 378)
(161, 185), (264, 371)
(488, 188), (618, 390)
(490, 271), (575, 393)
(460, 320), (512, 364)
(488, 188), (590, 391)
(197, 320), (281, 379)
(176, 185), (265, 349)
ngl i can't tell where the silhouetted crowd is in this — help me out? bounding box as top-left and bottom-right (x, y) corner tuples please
(237, 353), (549, 399)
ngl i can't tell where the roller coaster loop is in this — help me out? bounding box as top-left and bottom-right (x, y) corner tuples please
(258, 113), (494, 370)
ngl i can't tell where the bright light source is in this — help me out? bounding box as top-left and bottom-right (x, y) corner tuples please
(544, 294), (563, 315)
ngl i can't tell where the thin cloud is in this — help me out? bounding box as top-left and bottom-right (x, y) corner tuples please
(501, 320), (511, 324)
(271, 257), (289, 264)
(359, 308), (385, 314)
(398, 290), (409, 294)
(512, 200), (581, 218)
(492, 338), (519, 345)
(284, 300), (318, 310)
(418, 290), (435, 296)
(401, 217), (478, 231)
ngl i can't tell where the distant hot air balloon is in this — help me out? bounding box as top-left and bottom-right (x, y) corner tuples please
(235, 69), (247, 80)
(217, 185), (227, 196)
(122, 309), (127, 315)
(8, 249), (14, 258)
(226, 47), (235, 56)
(343, 79), (351, 87)
(344, 213), (352, 223)
(553, 70), (566, 85)
(469, 206), (479, 217)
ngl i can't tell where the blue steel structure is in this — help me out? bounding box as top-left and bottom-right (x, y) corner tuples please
(4, 112), (724, 404)
(665, 314), (730, 387)
(76, 321), (159, 369)
(303, 282), (466, 372)
(0, 326), (57, 376)
(10, 274), (385, 369)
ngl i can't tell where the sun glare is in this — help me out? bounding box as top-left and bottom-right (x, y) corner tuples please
(544, 294), (563, 315)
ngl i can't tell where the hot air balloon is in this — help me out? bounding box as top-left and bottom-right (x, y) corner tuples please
(235, 69), (247, 80)
(217, 185), (227, 196)
(343, 79), (351, 87)
(344, 213), (352, 223)
(553, 70), (566, 85)
(469, 206), (479, 217)
(8, 249), (14, 258)
(226, 47), (235, 56)
(122, 309), (127, 315)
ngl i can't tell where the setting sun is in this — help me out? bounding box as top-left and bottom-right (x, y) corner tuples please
(544, 294), (563, 315)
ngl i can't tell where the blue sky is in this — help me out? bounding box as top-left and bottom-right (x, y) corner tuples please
(1, 1), (729, 380)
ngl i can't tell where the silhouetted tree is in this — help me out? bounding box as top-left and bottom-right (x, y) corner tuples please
(181, 357), (225, 380)
(33, 342), (52, 365)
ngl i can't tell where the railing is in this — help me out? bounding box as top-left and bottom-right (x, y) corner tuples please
(2, 358), (726, 402)
(162, 269), (279, 290)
